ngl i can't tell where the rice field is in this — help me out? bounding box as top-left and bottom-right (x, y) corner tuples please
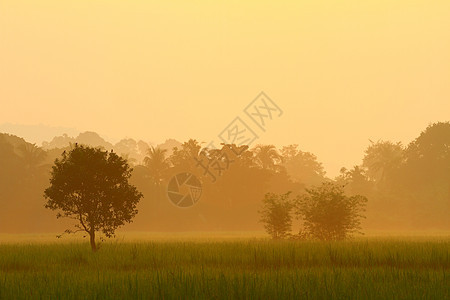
(0, 234), (448, 299)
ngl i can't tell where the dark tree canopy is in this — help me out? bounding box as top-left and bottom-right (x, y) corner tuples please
(404, 122), (450, 185)
(44, 144), (143, 251)
(296, 182), (367, 240)
(259, 192), (294, 239)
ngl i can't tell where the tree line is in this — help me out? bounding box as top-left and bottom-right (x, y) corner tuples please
(0, 122), (449, 235)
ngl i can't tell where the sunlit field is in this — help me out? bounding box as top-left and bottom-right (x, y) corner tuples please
(1, 234), (448, 299)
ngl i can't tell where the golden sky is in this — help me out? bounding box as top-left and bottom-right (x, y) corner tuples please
(1, 0), (449, 176)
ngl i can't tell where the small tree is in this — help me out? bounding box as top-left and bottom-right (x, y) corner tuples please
(259, 192), (294, 239)
(44, 144), (143, 251)
(295, 182), (367, 240)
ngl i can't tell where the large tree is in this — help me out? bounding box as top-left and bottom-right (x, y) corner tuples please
(44, 144), (143, 251)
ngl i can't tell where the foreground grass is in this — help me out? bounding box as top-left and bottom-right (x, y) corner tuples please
(0, 238), (448, 299)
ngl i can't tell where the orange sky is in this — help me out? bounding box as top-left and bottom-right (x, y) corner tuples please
(1, 0), (449, 176)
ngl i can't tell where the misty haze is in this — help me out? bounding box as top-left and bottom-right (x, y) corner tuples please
(0, 1), (449, 299)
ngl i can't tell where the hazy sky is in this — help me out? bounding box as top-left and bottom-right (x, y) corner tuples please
(1, 1), (449, 176)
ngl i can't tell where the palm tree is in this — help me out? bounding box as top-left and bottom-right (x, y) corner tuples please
(17, 143), (47, 175)
(144, 146), (170, 184)
(144, 146), (170, 204)
(253, 144), (282, 171)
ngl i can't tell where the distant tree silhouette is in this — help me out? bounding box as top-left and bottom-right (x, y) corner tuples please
(202, 144), (272, 210)
(76, 131), (113, 150)
(0, 134), (23, 186)
(335, 166), (372, 196)
(44, 144), (143, 251)
(119, 152), (137, 166)
(362, 140), (404, 186)
(42, 133), (74, 149)
(401, 122), (450, 227)
(295, 182), (367, 240)
(114, 138), (150, 164)
(2, 120), (449, 234)
(253, 144), (282, 171)
(114, 139), (138, 162)
(169, 139), (202, 171)
(144, 146), (170, 205)
(404, 122), (450, 183)
(0, 134), (52, 232)
(0, 134), (20, 167)
(17, 143), (47, 177)
(280, 144), (326, 186)
(259, 192), (294, 239)
(144, 146), (170, 184)
(156, 139), (182, 157)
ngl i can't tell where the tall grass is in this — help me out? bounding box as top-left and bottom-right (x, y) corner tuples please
(0, 238), (448, 299)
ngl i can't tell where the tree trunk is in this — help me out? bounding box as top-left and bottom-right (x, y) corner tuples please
(89, 229), (97, 252)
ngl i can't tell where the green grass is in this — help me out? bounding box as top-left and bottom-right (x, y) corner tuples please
(0, 237), (449, 299)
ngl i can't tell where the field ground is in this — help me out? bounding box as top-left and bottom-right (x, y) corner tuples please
(0, 233), (449, 299)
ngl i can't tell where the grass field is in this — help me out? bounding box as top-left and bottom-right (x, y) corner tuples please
(0, 234), (449, 299)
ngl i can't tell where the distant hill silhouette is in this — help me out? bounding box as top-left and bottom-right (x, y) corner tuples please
(41, 132), (182, 165)
(42, 131), (113, 150)
(0, 123), (79, 145)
